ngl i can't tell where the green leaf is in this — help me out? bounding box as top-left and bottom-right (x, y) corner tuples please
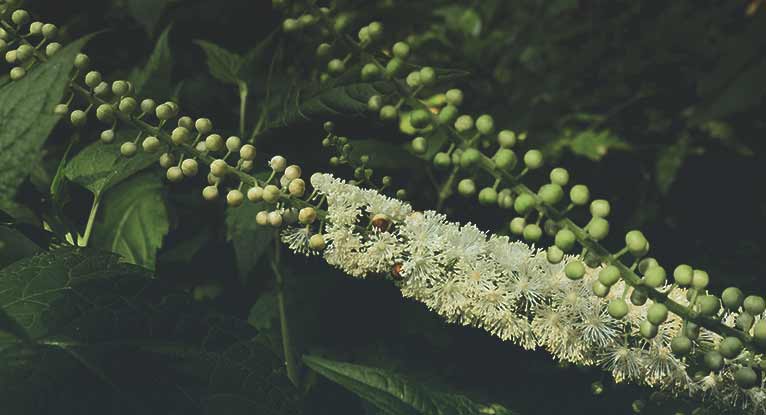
(349, 139), (421, 169)
(0, 225), (42, 269)
(0, 35), (91, 204)
(129, 25), (173, 98)
(226, 201), (273, 282)
(656, 134), (689, 194)
(270, 81), (397, 129)
(568, 129), (631, 161)
(195, 39), (244, 85)
(65, 131), (164, 197)
(126, 0), (170, 35)
(304, 355), (516, 415)
(248, 291), (278, 331)
(92, 173), (169, 270)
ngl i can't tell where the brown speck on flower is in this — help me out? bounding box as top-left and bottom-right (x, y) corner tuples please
(391, 263), (404, 280)
(371, 213), (391, 231)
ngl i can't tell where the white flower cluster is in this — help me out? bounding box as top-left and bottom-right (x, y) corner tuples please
(289, 173), (766, 414)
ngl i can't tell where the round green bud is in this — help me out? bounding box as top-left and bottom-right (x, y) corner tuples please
(673, 264), (693, 286)
(735, 367), (758, 389)
(42, 23), (57, 39)
(647, 303), (668, 325)
(204, 134), (223, 152)
(159, 153), (175, 169)
(704, 351), (724, 371)
(523, 149), (543, 169)
(569, 184), (590, 206)
(722, 287), (745, 311)
(497, 130), (516, 148)
(202, 185), (219, 201)
(119, 142), (137, 157)
(111, 80), (129, 97)
(171, 126), (190, 145)
(419, 66), (436, 86)
(437, 104), (458, 125)
(754, 320), (766, 345)
(587, 200), (609, 219)
(298, 14), (316, 27)
(565, 260), (585, 280)
(396, 189), (408, 200)
(193, 118), (212, 134)
(639, 320), (658, 339)
(549, 167), (569, 186)
(327, 58), (345, 75)
(100, 129), (115, 143)
(591, 281), (609, 297)
(744, 295), (766, 315)
(457, 178), (476, 197)
(454, 114), (474, 132)
(84, 71), (102, 88)
(670, 336), (692, 356)
(497, 189), (514, 209)
(445, 89), (463, 106)
(181, 158), (198, 176)
(142, 136), (161, 152)
(166, 166), (184, 182)
(298, 207), (317, 225)
(685, 321), (700, 340)
(367, 95), (383, 112)
(379, 105), (398, 121)
(139, 99), (156, 115)
(53, 104), (69, 115)
(597, 266), (620, 287)
(538, 183), (563, 205)
(328, 156), (340, 166)
(262, 185), (281, 203)
(718, 336), (743, 359)
(282, 18), (300, 32)
(513, 193), (536, 215)
(366, 21), (383, 40)
(554, 229), (576, 252)
(637, 258), (659, 274)
(225, 136), (242, 152)
(737, 312), (755, 332)
(95, 104), (115, 123)
(226, 189), (244, 207)
(316, 42), (332, 59)
(625, 230), (649, 257)
(70, 109), (87, 127)
(93, 82), (110, 99)
(643, 266), (667, 288)
(45, 42), (62, 57)
(288, 178), (306, 196)
(586, 217), (609, 241)
(155, 104), (174, 120)
(547, 246), (564, 264)
(74, 53), (89, 69)
(408, 136), (426, 155)
(15, 44), (33, 61)
(478, 187), (497, 206)
(433, 152), (451, 169)
(523, 223), (542, 242)
(406, 71), (422, 88)
(691, 269), (709, 289)
(392, 41), (410, 59)
(309, 234), (326, 251)
(509, 217), (526, 235)
(361, 63), (381, 81)
(4, 50), (16, 64)
(385, 57), (404, 78)
(29, 21), (43, 35)
(608, 299), (629, 319)
(493, 148), (517, 170)
(475, 114), (494, 135)
(11, 9), (30, 25)
(323, 121), (334, 133)
(451, 149), (463, 165)
(409, 109), (431, 129)
(630, 287), (648, 306)
(9, 66), (25, 80)
(460, 148), (481, 168)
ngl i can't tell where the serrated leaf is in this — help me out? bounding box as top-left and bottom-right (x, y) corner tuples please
(195, 39), (244, 85)
(92, 173), (169, 270)
(127, 0), (170, 35)
(65, 131), (164, 197)
(656, 134), (689, 194)
(130, 25), (173, 98)
(0, 225), (42, 269)
(270, 81), (397, 129)
(226, 201), (273, 282)
(0, 35), (91, 204)
(569, 129), (631, 161)
(304, 355), (516, 415)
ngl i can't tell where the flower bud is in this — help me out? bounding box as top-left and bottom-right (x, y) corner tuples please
(140, 99), (157, 114)
(309, 234), (326, 251)
(119, 97), (137, 114)
(181, 158), (198, 176)
(202, 185), (219, 201)
(53, 104), (69, 115)
(84, 71), (102, 88)
(288, 178), (305, 196)
(95, 104), (115, 123)
(42, 23), (57, 39)
(142, 136), (161, 152)
(298, 207), (317, 224)
(70, 109), (87, 127)
(45, 42), (62, 57)
(225, 136), (241, 152)
(112, 80), (130, 97)
(74, 53), (90, 69)
(268, 211), (283, 227)
(120, 142), (137, 157)
(159, 153), (175, 168)
(205, 134), (224, 151)
(256, 211), (269, 226)
(523, 149), (543, 170)
(11, 9), (30, 25)
(284, 164), (301, 180)
(210, 159), (228, 177)
(156, 104), (174, 120)
(262, 185), (281, 203)
(247, 186), (263, 202)
(166, 166), (184, 182)
(269, 155), (287, 172)
(226, 190), (244, 207)
(9, 66), (25, 80)
(239, 144), (256, 161)
(171, 126), (190, 145)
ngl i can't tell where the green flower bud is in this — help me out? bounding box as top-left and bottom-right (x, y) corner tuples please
(638, 258), (658, 274)
(166, 166), (184, 182)
(9, 66), (25, 80)
(245, 186), (263, 202)
(298, 207), (317, 224)
(120, 142), (137, 157)
(117, 97), (137, 114)
(298, 14), (316, 27)
(569, 184), (590, 205)
(754, 320), (766, 345)
(718, 337), (743, 359)
(478, 187), (497, 206)
(587, 217), (609, 241)
(409, 109), (431, 129)
(142, 136), (161, 152)
(697, 295), (720, 316)
(15, 44), (33, 61)
(457, 178), (476, 197)
(392, 41), (410, 59)
(691, 269), (709, 289)
(704, 351), (724, 371)
(358, 26), (370, 43)
(4, 50), (16, 64)
(367, 21), (383, 41)
(171, 126), (190, 145)
(111, 80), (129, 97)
(70, 109), (87, 127)
(497, 130), (516, 148)
(99, 129), (114, 143)
(460, 148), (481, 168)
(646, 303), (668, 325)
(29, 21), (43, 35)
(396, 189), (408, 200)
(737, 312), (754, 332)
(523, 223), (542, 242)
(53, 103), (69, 115)
(643, 266), (666, 288)
(538, 183), (564, 205)
(565, 260), (585, 280)
(476, 114), (494, 135)
(226, 189), (244, 207)
(316, 42), (332, 59)
(202, 185), (219, 201)
(673, 264), (693, 286)
(181, 158), (198, 176)
(547, 246), (564, 264)
(625, 230), (649, 257)
(226, 136), (242, 152)
(288, 178), (306, 196)
(84, 71), (102, 88)
(379, 105), (398, 121)
(159, 153), (175, 168)
(41, 23), (57, 39)
(239, 144), (257, 161)
(262, 185), (281, 203)
(509, 217), (526, 235)
(74, 53), (89, 69)
(309, 234), (326, 251)
(523, 149), (543, 169)
(367, 95), (383, 112)
(419, 66), (436, 86)
(599, 265), (621, 286)
(735, 367), (758, 389)
(744, 295), (766, 315)
(405, 71), (421, 88)
(155, 103), (174, 120)
(411, 136), (428, 155)
(513, 193), (535, 215)
(205, 134), (224, 151)
(554, 229), (576, 252)
(670, 336), (692, 356)
(630, 287), (648, 306)
(385, 57), (404, 78)
(608, 299), (629, 319)
(497, 189), (514, 209)
(454, 114), (474, 132)
(327, 58), (345, 74)
(437, 104), (458, 125)
(45, 42), (61, 57)
(95, 103), (114, 123)
(721, 287), (745, 311)
(639, 320), (658, 339)
(361, 63), (381, 81)
(445, 89), (463, 106)
(433, 152), (451, 169)
(11, 9), (30, 25)
(282, 18), (300, 32)
(195, 118), (213, 134)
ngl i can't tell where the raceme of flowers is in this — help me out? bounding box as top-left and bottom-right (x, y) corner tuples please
(279, 173), (766, 414)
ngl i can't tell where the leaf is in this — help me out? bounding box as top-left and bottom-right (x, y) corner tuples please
(129, 25), (173, 98)
(0, 35), (91, 204)
(304, 355), (516, 415)
(226, 201), (273, 282)
(656, 134), (689, 194)
(0, 225), (42, 269)
(349, 139), (421, 169)
(65, 131), (164, 197)
(270, 81), (396, 129)
(248, 291), (278, 331)
(92, 173), (169, 270)
(568, 129), (631, 161)
(126, 0), (170, 35)
(195, 39), (244, 85)
(0, 248), (301, 414)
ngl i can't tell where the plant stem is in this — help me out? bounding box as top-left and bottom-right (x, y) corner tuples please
(270, 235), (301, 387)
(238, 81), (248, 138)
(81, 192), (101, 247)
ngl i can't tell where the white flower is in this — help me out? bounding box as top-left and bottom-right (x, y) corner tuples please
(280, 227), (313, 256)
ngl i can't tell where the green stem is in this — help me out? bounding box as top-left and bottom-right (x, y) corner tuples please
(81, 192), (102, 247)
(270, 235), (301, 387)
(238, 81), (248, 138)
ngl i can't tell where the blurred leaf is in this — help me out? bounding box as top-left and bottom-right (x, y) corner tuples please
(568, 129), (631, 161)
(226, 201), (273, 282)
(248, 290), (278, 331)
(304, 355), (516, 415)
(92, 173), (169, 270)
(195, 40), (243, 85)
(130, 25), (173, 99)
(0, 225), (41, 269)
(700, 121), (754, 156)
(65, 131), (164, 197)
(127, 0), (170, 36)
(656, 134), (689, 194)
(158, 228), (209, 264)
(0, 35), (91, 204)
(349, 139), (420, 169)
(434, 6), (482, 37)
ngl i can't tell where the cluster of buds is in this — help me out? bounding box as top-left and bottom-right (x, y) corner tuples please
(1, 7), (62, 80)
